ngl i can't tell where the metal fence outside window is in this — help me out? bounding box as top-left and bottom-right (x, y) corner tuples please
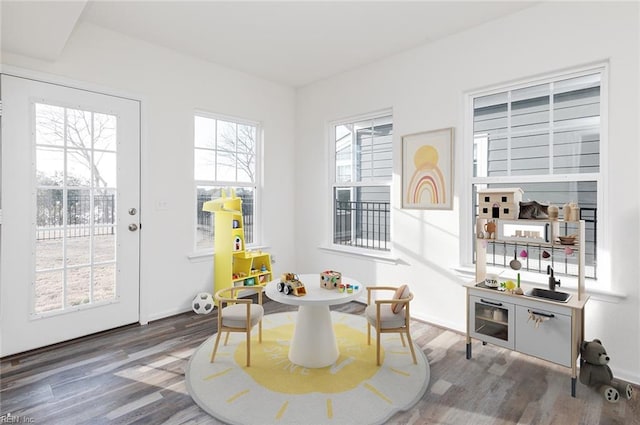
(334, 200), (390, 251)
(196, 193), (254, 244)
(36, 192), (115, 240)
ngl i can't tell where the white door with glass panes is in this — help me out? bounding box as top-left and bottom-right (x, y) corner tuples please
(0, 74), (140, 356)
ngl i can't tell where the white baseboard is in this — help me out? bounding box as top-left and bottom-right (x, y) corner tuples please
(146, 305), (194, 323)
(611, 366), (640, 386)
(412, 312), (465, 334)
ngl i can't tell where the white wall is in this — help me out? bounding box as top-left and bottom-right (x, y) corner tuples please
(295, 2), (640, 383)
(1, 22), (296, 322)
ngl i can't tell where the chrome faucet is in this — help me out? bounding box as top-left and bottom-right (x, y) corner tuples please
(547, 265), (561, 291)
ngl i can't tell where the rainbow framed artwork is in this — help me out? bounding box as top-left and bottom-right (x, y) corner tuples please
(402, 127), (454, 210)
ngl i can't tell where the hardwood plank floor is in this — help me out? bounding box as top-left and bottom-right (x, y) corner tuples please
(1, 300), (637, 424)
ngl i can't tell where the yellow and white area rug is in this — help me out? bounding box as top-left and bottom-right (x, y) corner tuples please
(186, 311), (430, 425)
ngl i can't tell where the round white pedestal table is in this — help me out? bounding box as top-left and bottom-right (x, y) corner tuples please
(265, 274), (363, 368)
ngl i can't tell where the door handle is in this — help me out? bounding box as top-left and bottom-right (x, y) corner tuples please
(128, 223), (138, 232)
(528, 309), (555, 318)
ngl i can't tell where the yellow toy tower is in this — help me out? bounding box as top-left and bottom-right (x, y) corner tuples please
(203, 189), (272, 295)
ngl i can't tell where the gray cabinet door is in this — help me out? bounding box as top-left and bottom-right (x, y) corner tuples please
(515, 305), (571, 367)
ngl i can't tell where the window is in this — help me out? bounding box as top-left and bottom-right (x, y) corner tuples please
(34, 103), (119, 313)
(194, 113), (260, 252)
(470, 68), (604, 280)
(331, 112), (392, 251)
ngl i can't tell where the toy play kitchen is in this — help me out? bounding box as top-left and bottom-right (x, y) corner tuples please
(466, 188), (589, 397)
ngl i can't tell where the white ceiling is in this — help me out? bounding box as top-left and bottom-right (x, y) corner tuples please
(1, 1), (537, 87)
(1, 1), (87, 61)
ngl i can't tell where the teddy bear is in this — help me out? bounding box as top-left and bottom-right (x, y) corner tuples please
(579, 339), (633, 402)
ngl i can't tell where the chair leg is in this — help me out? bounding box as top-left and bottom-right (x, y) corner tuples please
(376, 329), (381, 366)
(224, 331), (230, 345)
(367, 322), (371, 345)
(405, 330), (417, 364)
(258, 320), (262, 343)
(210, 331), (223, 363)
(246, 329), (251, 367)
(399, 332), (406, 347)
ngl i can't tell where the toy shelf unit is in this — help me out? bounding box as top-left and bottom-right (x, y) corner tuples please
(232, 251), (272, 288)
(203, 189), (272, 295)
(476, 218), (586, 301)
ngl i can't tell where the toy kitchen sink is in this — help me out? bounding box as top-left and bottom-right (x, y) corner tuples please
(525, 287), (571, 303)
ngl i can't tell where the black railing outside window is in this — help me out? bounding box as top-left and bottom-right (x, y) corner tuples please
(36, 192), (115, 240)
(196, 193), (254, 245)
(334, 200), (390, 251)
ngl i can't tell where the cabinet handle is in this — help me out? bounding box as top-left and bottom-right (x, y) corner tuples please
(480, 299), (503, 307)
(528, 309), (555, 318)
(544, 223), (549, 242)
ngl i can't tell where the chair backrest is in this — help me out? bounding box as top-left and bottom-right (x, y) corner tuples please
(215, 286), (262, 303)
(365, 285), (413, 322)
(391, 284), (411, 314)
(214, 286), (264, 332)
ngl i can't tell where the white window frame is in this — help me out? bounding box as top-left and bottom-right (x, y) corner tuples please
(328, 109), (393, 255)
(461, 63), (609, 287)
(193, 110), (262, 254)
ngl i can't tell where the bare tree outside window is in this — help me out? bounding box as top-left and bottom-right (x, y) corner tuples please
(194, 114), (259, 251)
(36, 105), (116, 190)
(33, 102), (118, 313)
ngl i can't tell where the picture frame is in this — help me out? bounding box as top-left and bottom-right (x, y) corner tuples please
(402, 127), (454, 210)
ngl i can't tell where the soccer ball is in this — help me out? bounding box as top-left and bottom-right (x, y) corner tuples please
(192, 292), (214, 315)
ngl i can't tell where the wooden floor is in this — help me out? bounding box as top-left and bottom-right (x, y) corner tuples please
(1, 300), (638, 425)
